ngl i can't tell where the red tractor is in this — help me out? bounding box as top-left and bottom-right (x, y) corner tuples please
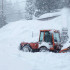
(19, 30), (64, 52)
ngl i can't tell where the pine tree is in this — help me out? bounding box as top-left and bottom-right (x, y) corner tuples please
(35, 0), (64, 17)
(25, 0), (36, 20)
(0, 0), (7, 28)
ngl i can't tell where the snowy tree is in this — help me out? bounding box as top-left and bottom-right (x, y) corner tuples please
(0, 14), (7, 28)
(25, 0), (36, 20)
(12, 1), (24, 21)
(4, 0), (20, 22)
(0, 0), (7, 28)
(35, 0), (63, 17)
(4, 0), (14, 22)
(61, 0), (70, 7)
(3, 0), (24, 22)
(34, 0), (70, 17)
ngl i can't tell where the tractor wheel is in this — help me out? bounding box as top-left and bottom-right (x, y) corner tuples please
(39, 46), (48, 52)
(22, 45), (32, 52)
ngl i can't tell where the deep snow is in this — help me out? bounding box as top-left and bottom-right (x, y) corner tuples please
(0, 8), (70, 70)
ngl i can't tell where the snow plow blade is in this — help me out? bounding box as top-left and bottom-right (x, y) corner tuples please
(59, 46), (70, 53)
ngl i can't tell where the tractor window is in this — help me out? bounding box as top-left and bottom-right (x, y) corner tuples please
(44, 31), (52, 43)
(40, 32), (44, 42)
(53, 32), (60, 42)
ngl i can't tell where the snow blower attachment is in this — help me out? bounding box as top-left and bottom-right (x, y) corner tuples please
(19, 30), (69, 53)
(59, 46), (70, 53)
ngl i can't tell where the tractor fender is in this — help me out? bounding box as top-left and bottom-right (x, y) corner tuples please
(39, 42), (50, 49)
(20, 42), (31, 48)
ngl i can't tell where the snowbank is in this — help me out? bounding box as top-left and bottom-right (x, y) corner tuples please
(0, 16), (66, 42)
(38, 11), (61, 19)
(62, 40), (70, 49)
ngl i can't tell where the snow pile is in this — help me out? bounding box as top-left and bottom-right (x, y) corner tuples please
(0, 8), (70, 70)
(0, 19), (63, 43)
(38, 11), (61, 19)
(62, 39), (70, 49)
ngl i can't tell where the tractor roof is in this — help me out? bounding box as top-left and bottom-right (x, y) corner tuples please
(40, 30), (59, 32)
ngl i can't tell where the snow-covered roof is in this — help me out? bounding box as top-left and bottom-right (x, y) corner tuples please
(38, 12), (61, 20)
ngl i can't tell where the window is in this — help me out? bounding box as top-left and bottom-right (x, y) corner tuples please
(53, 32), (60, 42)
(44, 31), (52, 43)
(40, 32), (44, 42)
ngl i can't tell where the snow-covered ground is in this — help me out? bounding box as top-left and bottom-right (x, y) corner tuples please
(0, 8), (70, 70)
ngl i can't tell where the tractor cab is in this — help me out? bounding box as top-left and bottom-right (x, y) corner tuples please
(39, 30), (60, 43)
(39, 30), (62, 52)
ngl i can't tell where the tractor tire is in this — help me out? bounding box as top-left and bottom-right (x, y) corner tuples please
(22, 45), (32, 52)
(39, 46), (48, 52)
